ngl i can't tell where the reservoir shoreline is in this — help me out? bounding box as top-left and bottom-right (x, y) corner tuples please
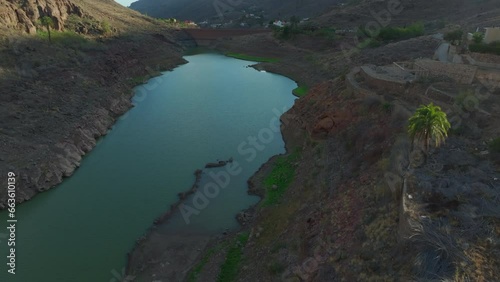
(124, 52), (300, 280)
(0, 37), (189, 208)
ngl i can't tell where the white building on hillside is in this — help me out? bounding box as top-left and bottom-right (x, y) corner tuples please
(273, 20), (285, 27)
(484, 27), (500, 44)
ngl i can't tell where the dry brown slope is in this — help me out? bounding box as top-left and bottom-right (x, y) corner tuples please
(183, 2), (500, 279)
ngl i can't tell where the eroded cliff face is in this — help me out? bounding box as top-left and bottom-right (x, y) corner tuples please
(0, 0), (84, 34)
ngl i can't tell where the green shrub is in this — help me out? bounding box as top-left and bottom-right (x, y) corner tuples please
(378, 22), (425, 41)
(444, 30), (463, 44)
(472, 32), (484, 44)
(469, 41), (500, 55)
(101, 21), (111, 34)
(281, 26), (291, 39)
(358, 22), (424, 42)
(263, 149), (301, 206)
(292, 85), (309, 97)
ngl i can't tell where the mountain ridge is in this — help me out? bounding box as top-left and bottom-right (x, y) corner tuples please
(129, 0), (341, 22)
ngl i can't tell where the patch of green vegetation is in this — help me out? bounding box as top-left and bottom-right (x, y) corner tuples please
(225, 53), (279, 63)
(358, 38), (382, 49)
(378, 22), (425, 41)
(359, 22), (424, 43)
(217, 232), (250, 282)
(472, 32), (484, 44)
(188, 249), (216, 282)
(444, 29), (464, 44)
(292, 85), (309, 97)
(263, 148), (301, 206)
(489, 137), (500, 153)
(101, 20), (111, 35)
(187, 242), (228, 282)
(469, 41), (500, 56)
(36, 30), (101, 49)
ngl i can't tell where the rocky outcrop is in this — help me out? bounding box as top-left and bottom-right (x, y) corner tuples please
(312, 114), (335, 137)
(205, 157), (233, 168)
(0, 0), (84, 34)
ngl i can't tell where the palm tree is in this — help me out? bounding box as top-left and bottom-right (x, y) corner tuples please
(408, 103), (451, 153)
(40, 16), (54, 43)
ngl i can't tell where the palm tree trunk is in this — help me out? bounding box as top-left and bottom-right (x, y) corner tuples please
(424, 131), (430, 163)
(46, 24), (51, 43)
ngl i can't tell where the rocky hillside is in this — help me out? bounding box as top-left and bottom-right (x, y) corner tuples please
(129, 0), (342, 22)
(316, 0), (500, 28)
(0, 0), (189, 207)
(0, 0), (172, 35)
(155, 0), (500, 279)
(175, 34), (500, 281)
(0, 0), (83, 34)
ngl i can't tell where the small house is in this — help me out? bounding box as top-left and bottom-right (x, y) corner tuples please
(484, 27), (500, 44)
(273, 20), (285, 27)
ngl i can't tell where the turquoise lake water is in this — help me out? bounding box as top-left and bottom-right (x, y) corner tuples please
(0, 53), (296, 282)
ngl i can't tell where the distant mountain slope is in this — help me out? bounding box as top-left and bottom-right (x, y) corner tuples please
(129, 0), (342, 22)
(315, 0), (500, 29)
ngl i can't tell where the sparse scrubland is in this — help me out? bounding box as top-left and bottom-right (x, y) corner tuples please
(1, 0), (500, 281)
(187, 1), (500, 281)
